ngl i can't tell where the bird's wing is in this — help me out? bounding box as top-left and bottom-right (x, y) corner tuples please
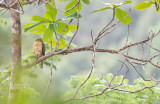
(42, 42), (45, 55)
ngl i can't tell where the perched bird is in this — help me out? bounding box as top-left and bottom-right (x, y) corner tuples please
(33, 38), (45, 69)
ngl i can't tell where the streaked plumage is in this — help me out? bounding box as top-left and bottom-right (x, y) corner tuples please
(33, 38), (45, 68)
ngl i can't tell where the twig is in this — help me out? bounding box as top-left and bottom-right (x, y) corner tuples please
(142, 65), (157, 83)
(64, 30), (96, 103)
(66, 60), (129, 101)
(0, 8), (8, 16)
(153, 62), (159, 77)
(43, 41), (53, 103)
(67, 0), (80, 48)
(55, 19), (73, 50)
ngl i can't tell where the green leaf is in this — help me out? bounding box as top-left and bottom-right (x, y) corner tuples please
(82, 0), (89, 4)
(56, 22), (69, 35)
(24, 21), (44, 32)
(136, 1), (153, 11)
(64, 0), (82, 17)
(90, 6), (112, 14)
(43, 24), (54, 42)
(31, 15), (51, 22)
(68, 24), (77, 32)
(50, 23), (59, 31)
(115, 8), (132, 25)
(158, 6), (160, 13)
(28, 24), (46, 34)
(152, 0), (159, 2)
(59, 39), (66, 49)
(63, 12), (82, 20)
(44, 3), (57, 21)
(123, 0), (132, 4)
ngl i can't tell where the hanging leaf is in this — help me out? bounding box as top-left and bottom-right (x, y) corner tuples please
(115, 8), (132, 25)
(136, 1), (153, 11)
(44, 3), (57, 21)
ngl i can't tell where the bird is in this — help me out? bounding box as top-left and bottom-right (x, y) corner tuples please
(33, 37), (45, 69)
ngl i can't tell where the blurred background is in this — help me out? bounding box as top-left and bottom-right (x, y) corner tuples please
(0, 0), (160, 100)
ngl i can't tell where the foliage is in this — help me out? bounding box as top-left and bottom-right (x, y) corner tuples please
(23, 2), (79, 49)
(136, 0), (160, 13)
(90, 0), (132, 25)
(65, 73), (160, 104)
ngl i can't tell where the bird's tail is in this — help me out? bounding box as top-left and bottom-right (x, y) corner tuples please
(40, 61), (43, 69)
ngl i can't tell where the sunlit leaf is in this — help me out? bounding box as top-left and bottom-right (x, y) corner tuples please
(136, 1), (153, 11)
(152, 0), (159, 2)
(44, 3), (57, 21)
(28, 24), (46, 34)
(59, 39), (67, 49)
(158, 6), (160, 13)
(115, 8), (132, 25)
(123, 0), (132, 4)
(68, 24), (77, 32)
(24, 21), (44, 32)
(31, 15), (51, 22)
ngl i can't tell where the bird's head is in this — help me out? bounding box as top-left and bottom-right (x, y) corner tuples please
(35, 37), (43, 42)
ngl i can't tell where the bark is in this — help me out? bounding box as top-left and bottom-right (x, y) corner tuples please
(8, 0), (22, 104)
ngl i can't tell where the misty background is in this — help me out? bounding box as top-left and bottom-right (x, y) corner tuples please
(0, 0), (160, 95)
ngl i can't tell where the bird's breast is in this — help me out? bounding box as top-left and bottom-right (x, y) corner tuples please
(33, 41), (43, 56)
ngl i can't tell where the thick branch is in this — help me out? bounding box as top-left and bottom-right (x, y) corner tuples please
(0, 3), (8, 8)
